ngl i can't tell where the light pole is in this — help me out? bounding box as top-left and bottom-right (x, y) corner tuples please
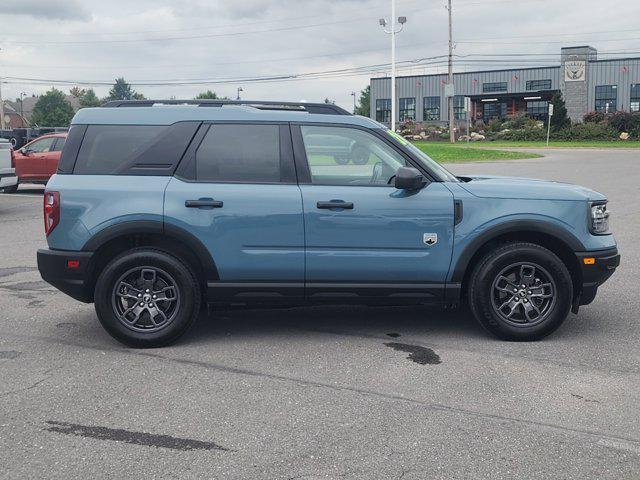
(19, 92), (26, 126)
(379, 2), (406, 132)
(350, 91), (356, 114)
(236, 87), (243, 100)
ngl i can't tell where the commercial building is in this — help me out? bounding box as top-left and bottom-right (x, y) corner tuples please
(369, 46), (640, 125)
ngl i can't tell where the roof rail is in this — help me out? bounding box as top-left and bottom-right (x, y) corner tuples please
(101, 99), (351, 115)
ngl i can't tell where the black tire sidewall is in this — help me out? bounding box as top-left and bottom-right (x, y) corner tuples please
(470, 244), (573, 341)
(94, 249), (200, 348)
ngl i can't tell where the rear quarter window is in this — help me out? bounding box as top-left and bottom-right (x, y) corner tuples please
(72, 122), (200, 175)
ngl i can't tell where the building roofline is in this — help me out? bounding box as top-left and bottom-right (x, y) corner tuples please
(591, 56), (640, 63)
(370, 65), (560, 81)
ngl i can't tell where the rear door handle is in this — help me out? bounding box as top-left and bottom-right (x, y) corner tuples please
(317, 200), (354, 210)
(185, 199), (223, 208)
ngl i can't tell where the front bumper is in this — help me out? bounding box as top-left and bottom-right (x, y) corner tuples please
(37, 249), (94, 303)
(575, 247), (620, 307)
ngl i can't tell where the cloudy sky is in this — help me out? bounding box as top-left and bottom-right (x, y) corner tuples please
(1, 0), (639, 110)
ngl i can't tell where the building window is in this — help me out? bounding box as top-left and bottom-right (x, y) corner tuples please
(483, 102), (507, 122)
(375, 99), (391, 123)
(423, 96), (440, 121)
(527, 100), (549, 120)
(483, 82), (507, 93)
(631, 84), (640, 112)
(453, 96), (467, 120)
(526, 79), (552, 91)
(399, 97), (416, 121)
(595, 85), (617, 112)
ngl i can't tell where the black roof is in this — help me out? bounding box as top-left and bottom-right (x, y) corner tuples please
(101, 99), (351, 115)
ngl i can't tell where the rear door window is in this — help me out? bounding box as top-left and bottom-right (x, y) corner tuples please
(195, 124), (282, 183)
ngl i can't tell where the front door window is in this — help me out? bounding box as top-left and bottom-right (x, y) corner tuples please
(299, 125), (408, 186)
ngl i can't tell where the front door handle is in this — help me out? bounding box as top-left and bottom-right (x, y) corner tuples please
(185, 199), (223, 208)
(317, 200), (354, 210)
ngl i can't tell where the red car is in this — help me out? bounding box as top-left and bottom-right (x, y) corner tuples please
(4, 133), (67, 193)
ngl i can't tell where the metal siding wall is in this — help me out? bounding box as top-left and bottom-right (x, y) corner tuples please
(588, 59), (640, 112)
(369, 66), (562, 122)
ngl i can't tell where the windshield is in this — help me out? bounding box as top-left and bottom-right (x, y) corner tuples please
(382, 129), (459, 182)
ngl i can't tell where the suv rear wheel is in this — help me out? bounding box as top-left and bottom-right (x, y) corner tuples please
(468, 242), (573, 341)
(94, 248), (200, 348)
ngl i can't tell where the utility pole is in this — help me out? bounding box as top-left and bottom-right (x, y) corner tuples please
(447, 0), (455, 143)
(0, 48), (4, 131)
(350, 91), (357, 114)
(236, 87), (243, 100)
(0, 77), (5, 131)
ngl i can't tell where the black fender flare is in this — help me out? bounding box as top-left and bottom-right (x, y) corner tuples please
(450, 219), (585, 283)
(82, 220), (219, 281)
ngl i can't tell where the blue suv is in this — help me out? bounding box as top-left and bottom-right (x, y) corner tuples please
(37, 100), (620, 347)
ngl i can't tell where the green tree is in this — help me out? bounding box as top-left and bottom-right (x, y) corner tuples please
(195, 90), (219, 99)
(354, 85), (370, 116)
(30, 88), (75, 127)
(78, 88), (102, 108)
(69, 86), (86, 98)
(108, 77), (137, 100)
(550, 92), (570, 131)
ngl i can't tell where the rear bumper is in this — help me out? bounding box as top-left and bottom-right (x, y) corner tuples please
(37, 248), (94, 303)
(575, 247), (620, 306)
(0, 167), (17, 187)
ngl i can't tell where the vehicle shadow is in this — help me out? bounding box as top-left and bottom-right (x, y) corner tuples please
(181, 304), (489, 346)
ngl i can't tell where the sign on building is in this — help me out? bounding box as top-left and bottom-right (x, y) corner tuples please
(564, 60), (586, 82)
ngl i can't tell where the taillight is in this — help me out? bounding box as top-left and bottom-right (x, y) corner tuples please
(44, 191), (60, 236)
(10, 149), (15, 168)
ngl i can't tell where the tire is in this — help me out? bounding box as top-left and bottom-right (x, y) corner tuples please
(468, 242), (573, 341)
(2, 183), (18, 194)
(94, 248), (201, 348)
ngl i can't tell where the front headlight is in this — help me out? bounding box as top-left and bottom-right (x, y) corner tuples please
(590, 201), (610, 235)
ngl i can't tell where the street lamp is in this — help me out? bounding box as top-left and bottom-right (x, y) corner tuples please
(379, 1), (406, 132)
(350, 91), (356, 114)
(236, 87), (243, 100)
(19, 92), (26, 126)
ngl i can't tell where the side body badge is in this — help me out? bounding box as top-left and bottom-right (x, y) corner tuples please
(423, 233), (438, 246)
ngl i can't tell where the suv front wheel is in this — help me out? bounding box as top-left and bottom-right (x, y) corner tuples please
(468, 242), (573, 341)
(94, 248), (200, 348)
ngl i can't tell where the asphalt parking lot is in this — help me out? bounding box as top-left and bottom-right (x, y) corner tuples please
(0, 149), (638, 479)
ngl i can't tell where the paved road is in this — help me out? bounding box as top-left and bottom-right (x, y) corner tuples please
(0, 150), (638, 479)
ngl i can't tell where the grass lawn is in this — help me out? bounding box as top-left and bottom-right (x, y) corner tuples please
(476, 140), (640, 149)
(412, 142), (542, 163)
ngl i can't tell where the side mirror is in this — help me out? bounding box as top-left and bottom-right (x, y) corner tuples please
(22, 148), (31, 156)
(394, 166), (425, 190)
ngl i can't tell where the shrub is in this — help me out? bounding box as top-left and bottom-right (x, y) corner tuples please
(553, 122), (618, 140)
(583, 111), (606, 124)
(496, 126), (546, 141)
(608, 111), (640, 134)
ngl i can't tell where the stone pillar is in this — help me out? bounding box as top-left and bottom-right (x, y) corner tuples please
(560, 46), (597, 122)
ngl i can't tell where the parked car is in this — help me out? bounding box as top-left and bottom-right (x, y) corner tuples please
(3, 133), (67, 193)
(37, 100), (619, 347)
